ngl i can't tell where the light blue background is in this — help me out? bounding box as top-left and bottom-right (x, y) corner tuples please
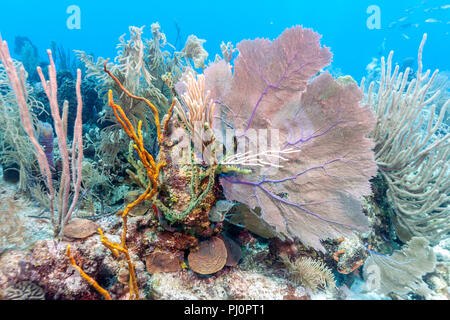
(0, 0), (448, 81)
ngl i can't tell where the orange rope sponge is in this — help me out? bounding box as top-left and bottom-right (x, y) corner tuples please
(66, 245), (112, 300)
(104, 59), (162, 144)
(98, 228), (139, 300)
(67, 61), (174, 300)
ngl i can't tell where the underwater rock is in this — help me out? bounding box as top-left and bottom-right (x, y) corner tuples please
(222, 236), (242, 267)
(208, 200), (234, 223)
(150, 268), (309, 300)
(25, 237), (149, 300)
(188, 237), (227, 275)
(63, 218), (100, 240)
(145, 249), (183, 274)
(157, 231), (198, 251)
(158, 115), (217, 237)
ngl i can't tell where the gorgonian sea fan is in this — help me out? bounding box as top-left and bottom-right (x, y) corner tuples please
(207, 26), (377, 251)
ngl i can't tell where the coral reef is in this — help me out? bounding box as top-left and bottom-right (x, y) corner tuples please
(0, 21), (448, 301)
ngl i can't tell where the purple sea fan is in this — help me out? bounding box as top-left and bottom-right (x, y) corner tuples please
(207, 26), (377, 252)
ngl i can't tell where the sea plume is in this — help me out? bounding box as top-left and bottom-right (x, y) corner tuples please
(207, 26), (377, 251)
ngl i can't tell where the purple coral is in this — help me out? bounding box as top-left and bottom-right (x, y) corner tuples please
(207, 26), (377, 251)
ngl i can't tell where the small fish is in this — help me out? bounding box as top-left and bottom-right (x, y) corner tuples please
(388, 21), (397, 28)
(402, 33), (410, 40)
(442, 4), (450, 9)
(399, 23), (412, 29)
(424, 7), (439, 13)
(425, 18), (441, 23)
(398, 16), (408, 22)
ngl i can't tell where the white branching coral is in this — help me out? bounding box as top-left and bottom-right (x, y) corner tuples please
(362, 34), (449, 244)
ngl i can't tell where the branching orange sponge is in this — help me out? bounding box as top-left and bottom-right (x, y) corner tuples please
(65, 61), (175, 300)
(66, 245), (112, 300)
(98, 228), (139, 299)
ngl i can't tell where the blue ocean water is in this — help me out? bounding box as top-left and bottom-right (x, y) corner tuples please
(0, 0), (448, 82)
